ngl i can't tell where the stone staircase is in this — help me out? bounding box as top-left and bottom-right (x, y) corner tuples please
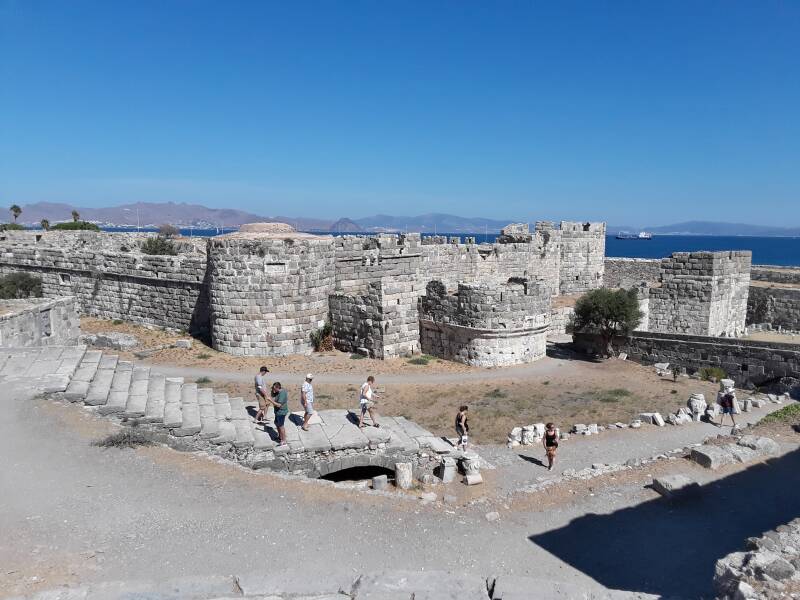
(63, 349), (276, 452)
(2, 345), (454, 479)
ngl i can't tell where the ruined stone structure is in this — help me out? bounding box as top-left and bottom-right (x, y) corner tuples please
(419, 279), (551, 367)
(0, 221), (606, 359)
(0, 297), (79, 347)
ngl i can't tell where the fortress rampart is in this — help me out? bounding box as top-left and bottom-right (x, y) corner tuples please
(0, 221), (604, 358)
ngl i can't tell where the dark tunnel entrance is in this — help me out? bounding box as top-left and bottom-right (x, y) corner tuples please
(320, 465), (394, 483)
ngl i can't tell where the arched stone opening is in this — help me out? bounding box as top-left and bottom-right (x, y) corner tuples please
(313, 454), (399, 480)
(320, 465), (394, 483)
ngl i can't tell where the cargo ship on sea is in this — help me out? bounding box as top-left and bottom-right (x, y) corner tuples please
(615, 231), (653, 240)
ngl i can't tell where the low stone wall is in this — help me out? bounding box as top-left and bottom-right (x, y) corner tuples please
(0, 297), (79, 347)
(574, 331), (800, 395)
(748, 285), (800, 331)
(752, 265), (800, 285)
(548, 306), (574, 338)
(604, 257), (661, 288)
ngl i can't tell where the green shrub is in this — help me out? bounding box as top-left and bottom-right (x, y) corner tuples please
(197, 352), (211, 360)
(572, 288), (644, 357)
(140, 237), (178, 256)
(699, 366), (726, 381)
(0, 222), (26, 231)
(112, 319), (124, 325)
(407, 357), (430, 366)
(51, 221), (100, 231)
(758, 402), (800, 425)
(350, 353), (366, 360)
(310, 322), (333, 351)
(0, 272), (43, 299)
(195, 376), (212, 384)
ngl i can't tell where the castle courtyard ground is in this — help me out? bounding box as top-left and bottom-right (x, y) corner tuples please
(1, 377), (798, 599)
(81, 318), (723, 444)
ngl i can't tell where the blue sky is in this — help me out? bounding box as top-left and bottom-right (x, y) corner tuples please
(1, 1), (798, 226)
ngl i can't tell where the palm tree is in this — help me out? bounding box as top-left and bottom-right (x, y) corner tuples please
(10, 204), (21, 222)
(71, 209), (80, 222)
(40, 219), (50, 231)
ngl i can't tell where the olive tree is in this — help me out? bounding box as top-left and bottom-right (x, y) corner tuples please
(572, 288), (643, 357)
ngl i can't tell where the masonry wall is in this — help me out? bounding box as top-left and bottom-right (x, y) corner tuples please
(0, 231), (210, 335)
(648, 251), (751, 337)
(419, 279), (551, 367)
(0, 297), (80, 347)
(558, 221), (606, 294)
(574, 330), (800, 395)
(604, 258), (661, 289)
(751, 266), (800, 285)
(748, 286), (800, 331)
(208, 235), (336, 356)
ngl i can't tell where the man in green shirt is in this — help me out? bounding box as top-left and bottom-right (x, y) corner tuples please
(270, 382), (289, 446)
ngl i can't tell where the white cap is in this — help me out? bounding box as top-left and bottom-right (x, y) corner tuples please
(306, 373), (314, 380)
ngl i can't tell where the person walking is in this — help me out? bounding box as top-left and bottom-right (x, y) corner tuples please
(543, 422), (559, 471)
(254, 366), (270, 424)
(358, 375), (380, 428)
(717, 391), (738, 429)
(270, 382), (289, 446)
(301, 373), (315, 431)
(455, 405), (469, 451)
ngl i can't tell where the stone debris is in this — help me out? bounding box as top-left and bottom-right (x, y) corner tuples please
(81, 332), (139, 350)
(174, 339), (193, 349)
(372, 474), (388, 491)
(714, 517), (800, 599)
(485, 511), (500, 522)
(394, 462), (413, 490)
(690, 435), (781, 470)
(651, 474), (700, 499)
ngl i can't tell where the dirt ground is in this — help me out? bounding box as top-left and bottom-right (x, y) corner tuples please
(742, 330), (800, 343)
(81, 317), (723, 443)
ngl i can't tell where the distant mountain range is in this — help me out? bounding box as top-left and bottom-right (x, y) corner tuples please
(7, 202), (798, 237)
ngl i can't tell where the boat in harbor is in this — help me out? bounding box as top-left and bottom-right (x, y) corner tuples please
(616, 231), (653, 240)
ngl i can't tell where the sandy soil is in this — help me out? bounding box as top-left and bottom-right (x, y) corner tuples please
(742, 331), (800, 344)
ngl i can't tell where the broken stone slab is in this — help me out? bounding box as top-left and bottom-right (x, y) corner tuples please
(173, 339), (193, 349)
(521, 425), (537, 445)
(372, 474), (389, 491)
(738, 435), (780, 455)
(464, 473), (483, 485)
(418, 436), (454, 454)
(652, 412), (665, 427)
(82, 332), (139, 350)
(743, 398), (753, 412)
(629, 419), (642, 429)
(572, 424), (587, 434)
(326, 424), (369, 450)
(690, 445), (736, 470)
(652, 474), (700, 499)
(724, 444), (759, 463)
(638, 413), (655, 424)
(587, 423), (599, 434)
(509, 426), (523, 442)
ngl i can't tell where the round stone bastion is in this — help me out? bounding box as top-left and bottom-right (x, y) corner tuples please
(208, 224), (335, 356)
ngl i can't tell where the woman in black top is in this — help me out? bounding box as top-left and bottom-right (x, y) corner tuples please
(543, 422), (559, 471)
(455, 405), (469, 451)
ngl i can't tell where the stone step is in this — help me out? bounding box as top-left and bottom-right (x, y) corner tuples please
(252, 423), (277, 450)
(197, 388), (219, 439)
(228, 397), (248, 421)
(212, 420), (236, 444)
(98, 354), (119, 370)
(123, 367), (150, 418)
(97, 363), (133, 415)
(213, 393), (231, 420)
(84, 367), (116, 406)
(233, 420), (255, 448)
(163, 377), (184, 429)
(173, 383), (200, 436)
(64, 352), (101, 401)
(142, 374), (166, 423)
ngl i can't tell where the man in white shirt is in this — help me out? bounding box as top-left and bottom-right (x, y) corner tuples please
(301, 373), (315, 431)
(254, 366), (271, 424)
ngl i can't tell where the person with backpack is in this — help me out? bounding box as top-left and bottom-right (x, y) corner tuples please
(455, 405), (469, 451)
(543, 422), (559, 471)
(717, 386), (738, 430)
(358, 375), (380, 428)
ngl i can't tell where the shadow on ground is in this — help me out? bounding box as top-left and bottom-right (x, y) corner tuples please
(529, 447), (800, 598)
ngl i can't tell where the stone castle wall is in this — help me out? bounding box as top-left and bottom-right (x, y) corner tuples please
(558, 221), (606, 294)
(0, 231), (210, 335)
(574, 330), (800, 395)
(751, 265), (800, 285)
(0, 296), (79, 347)
(747, 286), (800, 331)
(648, 251), (751, 337)
(604, 258), (661, 289)
(207, 234), (335, 356)
(419, 279), (551, 367)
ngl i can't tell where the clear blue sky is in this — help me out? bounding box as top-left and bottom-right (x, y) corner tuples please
(1, 1), (798, 226)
